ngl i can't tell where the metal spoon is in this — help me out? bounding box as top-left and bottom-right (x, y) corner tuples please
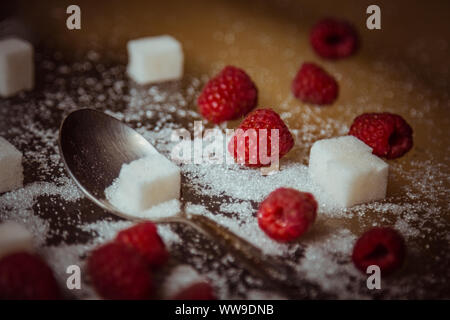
(58, 108), (293, 288)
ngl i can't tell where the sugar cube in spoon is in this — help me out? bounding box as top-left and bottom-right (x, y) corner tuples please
(105, 152), (180, 215)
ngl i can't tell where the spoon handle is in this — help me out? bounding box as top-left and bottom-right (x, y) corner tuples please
(181, 213), (294, 289)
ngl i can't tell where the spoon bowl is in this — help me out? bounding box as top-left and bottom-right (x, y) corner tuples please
(59, 108), (164, 221)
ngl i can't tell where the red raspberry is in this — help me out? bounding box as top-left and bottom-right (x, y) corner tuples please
(87, 242), (152, 300)
(352, 227), (406, 276)
(116, 222), (168, 269)
(257, 188), (317, 242)
(310, 18), (359, 59)
(197, 66), (258, 124)
(349, 112), (413, 159)
(0, 252), (61, 300)
(291, 62), (338, 105)
(172, 282), (216, 300)
(228, 108), (294, 167)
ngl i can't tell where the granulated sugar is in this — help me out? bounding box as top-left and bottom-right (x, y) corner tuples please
(0, 177), (83, 247)
(246, 289), (286, 300)
(0, 45), (448, 299)
(135, 199), (181, 220)
(295, 227), (364, 299)
(159, 264), (207, 298)
(80, 220), (133, 243)
(186, 203), (293, 256)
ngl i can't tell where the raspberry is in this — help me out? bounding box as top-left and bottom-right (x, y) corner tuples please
(87, 242), (152, 300)
(291, 62), (338, 105)
(310, 18), (359, 59)
(352, 227), (406, 275)
(197, 66), (258, 124)
(0, 252), (61, 300)
(228, 108), (294, 167)
(116, 222), (169, 269)
(257, 188), (317, 242)
(172, 282), (216, 300)
(349, 112), (413, 159)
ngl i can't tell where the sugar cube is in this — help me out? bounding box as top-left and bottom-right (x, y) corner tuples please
(0, 38), (34, 97)
(105, 152), (181, 214)
(127, 35), (184, 85)
(309, 136), (388, 207)
(0, 137), (23, 193)
(0, 221), (33, 259)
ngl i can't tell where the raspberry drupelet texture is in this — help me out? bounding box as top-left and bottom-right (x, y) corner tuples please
(310, 18), (359, 59)
(116, 222), (169, 269)
(197, 65), (258, 124)
(87, 242), (153, 300)
(349, 112), (413, 159)
(352, 227), (406, 275)
(228, 108), (294, 167)
(172, 282), (217, 300)
(257, 188), (317, 242)
(0, 252), (61, 300)
(292, 62), (339, 105)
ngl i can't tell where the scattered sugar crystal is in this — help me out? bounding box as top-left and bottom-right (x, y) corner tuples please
(127, 35), (184, 84)
(246, 289), (286, 300)
(137, 199), (181, 219)
(186, 203), (290, 256)
(105, 153), (181, 216)
(0, 38), (34, 97)
(295, 227), (366, 299)
(394, 219), (420, 239)
(0, 136), (24, 193)
(160, 264), (207, 299)
(0, 178), (83, 248)
(309, 136), (388, 207)
(182, 155), (341, 216)
(80, 219), (181, 248)
(0, 220), (34, 259)
(80, 220), (133, 244)
(156, 224), (182, 246)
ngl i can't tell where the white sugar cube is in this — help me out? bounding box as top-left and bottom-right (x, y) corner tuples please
(0, 137), (24, 193)
(105, 152), (180, 214)
(0, 221), (33, 259)
(309, 136), (388, 207)
(127, 35), (183, 85)
(0, 38), (34, 97)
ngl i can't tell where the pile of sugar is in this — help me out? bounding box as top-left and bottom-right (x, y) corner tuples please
(0, 45), (448, 299)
